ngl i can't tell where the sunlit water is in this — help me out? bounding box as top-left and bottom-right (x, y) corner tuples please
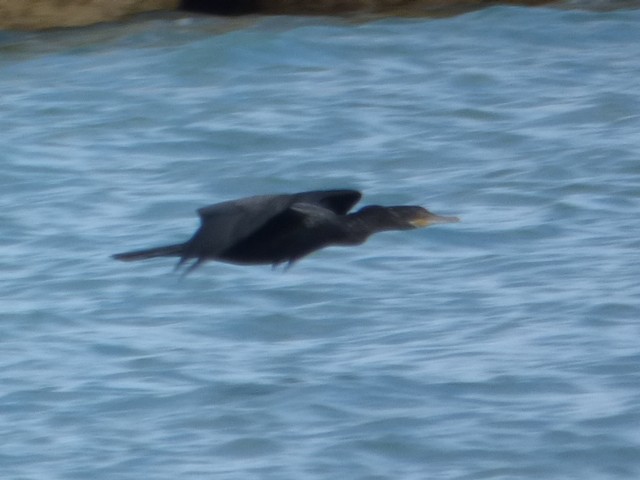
(2, 5), (640, 479)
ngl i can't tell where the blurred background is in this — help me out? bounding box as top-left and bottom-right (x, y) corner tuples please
(2, 2), (640, 479)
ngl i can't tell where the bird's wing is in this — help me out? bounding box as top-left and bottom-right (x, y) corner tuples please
(292, 190), (362, 215)
(187, 191), (360, 259)
(189, 194), (296, 257)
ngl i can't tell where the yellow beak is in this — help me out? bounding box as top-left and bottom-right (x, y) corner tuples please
(410, 213), (460, 228)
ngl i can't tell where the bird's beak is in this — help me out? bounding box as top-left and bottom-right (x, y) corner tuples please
(410, 212), (460, 228)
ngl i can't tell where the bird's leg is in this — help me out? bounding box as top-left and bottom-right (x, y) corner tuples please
(180, 258), (204, 278)
(174, 255), (189, 272)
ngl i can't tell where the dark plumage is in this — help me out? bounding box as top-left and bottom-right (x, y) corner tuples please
(112, 189), (459, 274)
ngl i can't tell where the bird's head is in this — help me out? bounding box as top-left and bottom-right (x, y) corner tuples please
(357, 205), (460, 230)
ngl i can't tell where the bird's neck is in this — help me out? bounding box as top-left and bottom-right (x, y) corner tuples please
(341, 210), (397, 245)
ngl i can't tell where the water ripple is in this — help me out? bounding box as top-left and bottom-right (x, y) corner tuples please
(2, 6), (640, 480)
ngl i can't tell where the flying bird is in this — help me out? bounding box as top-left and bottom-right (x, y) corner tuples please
(112, 189), (459, 275)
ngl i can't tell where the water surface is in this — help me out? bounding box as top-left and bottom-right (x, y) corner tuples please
(1, 6), (640, 479)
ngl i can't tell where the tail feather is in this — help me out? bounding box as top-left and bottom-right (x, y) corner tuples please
(112, 243), (185, 262)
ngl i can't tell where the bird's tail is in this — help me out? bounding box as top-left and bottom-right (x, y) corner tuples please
(112, 243), (186, 262)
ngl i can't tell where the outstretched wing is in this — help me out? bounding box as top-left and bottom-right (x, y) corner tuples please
(183, 190), (361, 262)
(219, 201), (346, 265)
(188, 194), (295, 259)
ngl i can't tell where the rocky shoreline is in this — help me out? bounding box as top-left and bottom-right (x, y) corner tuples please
(0, 0), (556, 31)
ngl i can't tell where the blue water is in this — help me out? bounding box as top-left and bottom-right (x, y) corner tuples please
(2, 5), (640, 479)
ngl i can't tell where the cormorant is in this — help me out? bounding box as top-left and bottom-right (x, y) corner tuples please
(112, 189), (459, 275)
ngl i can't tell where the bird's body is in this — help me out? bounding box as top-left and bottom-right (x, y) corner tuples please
(113, 189), (459, 274)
